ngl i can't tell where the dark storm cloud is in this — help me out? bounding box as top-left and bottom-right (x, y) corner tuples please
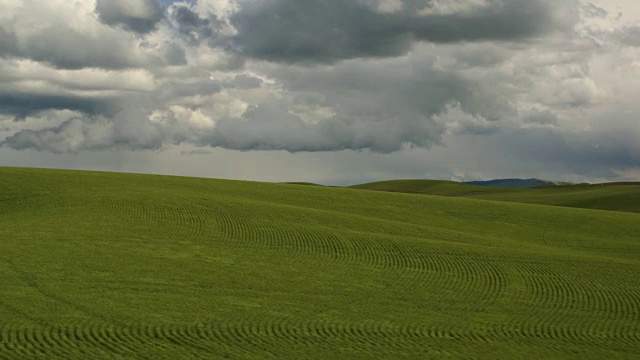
(165, 5), (244, 69)
(169, 5), (221, 46)
(482, 120), (640, 177)
(173, 5), (210, 34)
(229, 0), (576, 63)
(0, 93), (118, 120)
(96, 0), (165, 34)
(0, 27), (19, 57)
(19, 25), (147, 70)
(162, 42), (188, 66)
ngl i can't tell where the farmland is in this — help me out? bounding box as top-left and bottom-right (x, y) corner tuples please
(1, 167), (639, 358)
(351, 179), (640, 213)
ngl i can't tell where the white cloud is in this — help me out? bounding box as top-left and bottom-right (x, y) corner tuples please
(0, 60), (156, 92)
(418, 0), (490, 16)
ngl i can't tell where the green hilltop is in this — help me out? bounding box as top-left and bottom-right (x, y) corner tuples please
(463, 178), (571, 188)
(351, 179), (640, 213)
(1, 167), (639, 359)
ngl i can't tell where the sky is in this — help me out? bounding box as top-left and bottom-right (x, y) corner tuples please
(0, 0), (639, 185)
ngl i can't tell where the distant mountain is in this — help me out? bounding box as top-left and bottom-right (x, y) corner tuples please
(463, 178), (571, 188)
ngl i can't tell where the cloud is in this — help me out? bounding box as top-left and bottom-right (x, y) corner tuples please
(0, 59), (155, 118)
(579, 2), (607, 18)
(0, 26), (18, 57)
(96, 0), (165, 34)
(2, 0), (640, 183)
(166, 3), (233, 48)
(522, 110), (559, 126)
(616, 26), (640, 47)
(0, 35), (599, 154)
(162, 42), (188, 66)
(0, 60), (157, 92)
(170, 5), (214, 41)
(1, 108), (165, 153)
(0, 93), (117, 120)
(24, 27), (147, 70)
(224, 74), (263, 89)
(196, 101), (443, 153)
(489, 123), (640, 177)
(0, 0), (158, 70)
(228, 0), (578, 64)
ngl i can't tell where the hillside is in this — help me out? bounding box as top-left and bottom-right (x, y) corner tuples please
(352, 179), (640, 213)
(463, 178), (570, 188)
(1, 167), (640, 359)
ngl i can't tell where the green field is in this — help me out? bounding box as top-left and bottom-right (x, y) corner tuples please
(1, 167), (639, 359)
(351, 179), (640, 213)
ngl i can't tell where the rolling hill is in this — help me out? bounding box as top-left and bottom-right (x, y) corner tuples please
(1, 167), (639, 359)
(463, 178), (574, 188)
(351, 179), (640, 213)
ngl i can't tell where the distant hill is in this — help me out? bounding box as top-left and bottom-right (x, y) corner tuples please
(282, 182), (325, 186)
(463, 178), (571, 188)
(351, 179), (640, 213)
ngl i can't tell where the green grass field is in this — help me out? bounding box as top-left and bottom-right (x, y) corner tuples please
(351, 179), (640, 213)
(1, 167), (639, 359)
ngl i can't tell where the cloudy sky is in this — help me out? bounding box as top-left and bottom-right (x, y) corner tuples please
(0, 0), (639, 184)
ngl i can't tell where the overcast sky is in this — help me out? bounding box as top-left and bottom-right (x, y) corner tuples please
(0, 0), (639, 184)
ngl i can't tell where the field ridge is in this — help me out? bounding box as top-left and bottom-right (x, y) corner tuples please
(0, 167), (639, 358)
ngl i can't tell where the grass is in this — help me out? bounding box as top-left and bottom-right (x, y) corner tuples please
(351, 179), (640, 213)
(1, 167), (639, 359)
